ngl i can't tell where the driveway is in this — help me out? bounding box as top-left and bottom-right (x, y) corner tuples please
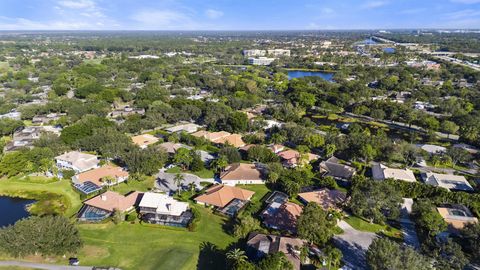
(155, 171), (215, 193)
(0, 261), (106, 270)
(333, 220), (377, 270)
(400, 198), (420, 250)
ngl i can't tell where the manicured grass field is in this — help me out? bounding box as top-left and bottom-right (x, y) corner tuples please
(0, 177), (82, 217)
(237, 184), (271, 205)
(165, 166), (215, 179)
(77, 205), (236, 270)
(344, 215), (402, 239)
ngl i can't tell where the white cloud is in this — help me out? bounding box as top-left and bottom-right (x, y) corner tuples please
(205, 9), (224, 19)
(130, 10), (199, 30)
(446, 9), (480, 19)
(320, 8), (335, 15)
(450, 0), (480, 3)
(57, 0), (96, 9)
(361, 1), (389, 9)
(0, 16), (105, 30)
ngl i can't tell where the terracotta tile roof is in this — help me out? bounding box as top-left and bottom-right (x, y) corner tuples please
(191, 131), (245, 147)
(131, 134), (159, 148)
(298, 188), (347, 211)
(74, 165), (129, 186)
(262, 202), (303, 233)
(215, 134), (245, 148)
(84, 191), (142, 212)
(195, 184), (255, 208)
(437, 205), (478, 230)
(220, 163), (263, 181)
(277, 149), (319, 166)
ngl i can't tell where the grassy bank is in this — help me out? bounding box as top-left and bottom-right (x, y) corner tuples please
(0, 177), (82, 217)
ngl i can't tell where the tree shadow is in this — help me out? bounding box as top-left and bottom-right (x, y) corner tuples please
(196, 241), (227, 270)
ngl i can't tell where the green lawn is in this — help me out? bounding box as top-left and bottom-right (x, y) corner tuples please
(165, 166), (215, 179)
(77, 206), (236, 270)
(344, 216), (402, 239)
(109, 176), (156, 194)
(237, 184), (271, 205)
(0, 177), (82, 217)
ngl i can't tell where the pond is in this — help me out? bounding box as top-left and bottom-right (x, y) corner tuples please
(0, 196), (34, 227)
(287, 70), (334, 81)
(383, 47), (396, 54)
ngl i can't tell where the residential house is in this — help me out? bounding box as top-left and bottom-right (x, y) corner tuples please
(247, 233), (304, 270)
(268, 144), (285, 154)
(195, 184), (255, 216)
(277, 149), (319, 167)
(32, 113), (66, 125)
(108, 106), (145, 119)
(372, 163), (417, 182)
(261, 201), (303, 233)
(197, 150), (215, 163)
(165, 123), (201, 134)
(73, 165), (129, 187)
(437, 204), (478, 233)
(5, 126), (62, 152)
(416, 144), (446, 155)
(421, 172), (473, 192)
(453, 143), (479, 154)
(319, 156), (356, 181)
(78, 191), (142, 222)
(56, 151), (99, 173)
(220, 163), (265, 185)
(131, 134), (159, 149)
(192, 130), (245, 148)
(139, 192), (192, 227)
(158, 142), (191, 154)
(298, 188), (347, 211)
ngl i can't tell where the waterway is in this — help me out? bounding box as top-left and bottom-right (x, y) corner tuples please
(287, 70), (334, 81)
(0, 196), (34, 227)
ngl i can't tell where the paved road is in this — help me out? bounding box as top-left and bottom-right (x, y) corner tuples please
(400, 198), (420, 250)
(333, 220), (377, 270)
(155, 171), (215, 193)
(0, 261), (95, 270)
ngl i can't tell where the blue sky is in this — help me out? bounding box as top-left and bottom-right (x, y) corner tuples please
(0, 0), (479, 30)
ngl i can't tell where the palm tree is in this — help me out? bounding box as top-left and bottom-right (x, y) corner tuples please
(226, 248), (247, 266)
(173, 173), (185, 194)
(188, 182), (196, 194)
(211, 156), (228, 173)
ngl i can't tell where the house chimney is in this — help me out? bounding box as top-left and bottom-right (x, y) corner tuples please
(101, 194), (107, 201)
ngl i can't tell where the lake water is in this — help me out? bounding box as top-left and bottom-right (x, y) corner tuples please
(287, 70), (334, 81)
(383, 47), (396, 54)
(0, 196), (33, 227)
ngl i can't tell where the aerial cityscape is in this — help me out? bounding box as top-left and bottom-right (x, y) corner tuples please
(0, 0), (479, 270)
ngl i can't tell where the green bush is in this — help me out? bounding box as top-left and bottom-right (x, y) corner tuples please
(187, 207), (201, 232)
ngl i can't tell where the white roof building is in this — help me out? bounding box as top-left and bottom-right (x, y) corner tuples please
(372, 163), (417, 182)
(55, 151), (99, 173)
(422, 172), (473, 192)
(165, 123), (201, 134)
(416, 144), (447, 154)
(139, 192), (189, 216)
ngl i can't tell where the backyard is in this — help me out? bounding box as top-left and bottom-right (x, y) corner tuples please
(77, 205), (236, 270)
